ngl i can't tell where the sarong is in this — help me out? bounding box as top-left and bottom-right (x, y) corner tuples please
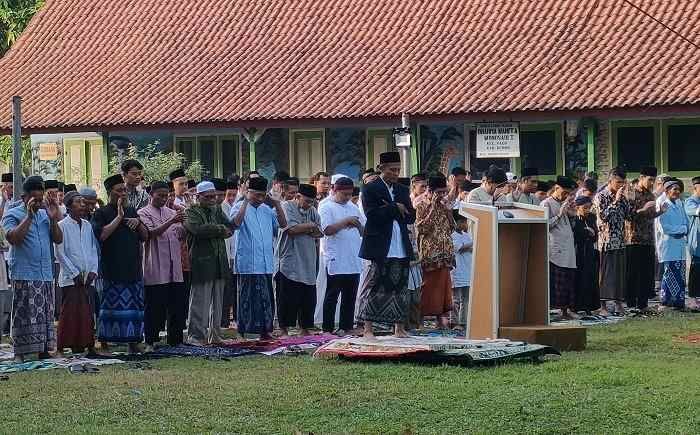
(450, 286), (469, 326)
(661, 261), (686, 308)
(688, 256), (700, 298)
(405, 263), (423, 329)
(550, 263), (576, 309)
(57, 285), (95, 351)
(357, 258), (409, 324)
(11, 280), (55, 355)
(420, 267), (453, 316)
(625, 245), (655, 309)
(237, 274), (274, 335)
(98, 280), (144, 343)
(599, 249), (626, 301)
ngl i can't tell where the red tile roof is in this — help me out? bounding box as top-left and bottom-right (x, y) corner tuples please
(1, 0), (700, 132)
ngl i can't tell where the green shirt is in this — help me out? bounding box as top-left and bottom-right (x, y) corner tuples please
(185, 204), (231, 284)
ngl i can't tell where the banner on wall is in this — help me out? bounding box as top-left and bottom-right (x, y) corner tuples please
(476, 122), (520, 158)
(39, 143), (59, 160)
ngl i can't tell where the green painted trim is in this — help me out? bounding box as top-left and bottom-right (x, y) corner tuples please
(610, 119), (661, 177)
(586, 123), (596, 173)
(515, 123), (564, 178)
(410, 122), (419, 174)
(661, 117), (700, 178)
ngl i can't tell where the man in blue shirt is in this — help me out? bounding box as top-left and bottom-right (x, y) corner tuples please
(685, 176), (700, 310)
(230, 176), (286, 339)
(2, 176), (63, 362)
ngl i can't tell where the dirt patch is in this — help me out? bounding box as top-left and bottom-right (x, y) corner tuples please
(673, 334), (700, 344)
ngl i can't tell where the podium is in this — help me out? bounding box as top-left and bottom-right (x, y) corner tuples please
(459, 202), (586, 351)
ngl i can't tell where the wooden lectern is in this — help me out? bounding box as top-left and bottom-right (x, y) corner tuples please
(460, 202), (586, 351)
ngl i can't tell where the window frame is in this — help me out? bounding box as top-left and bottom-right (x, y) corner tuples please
(514, 122), (564, 179)
(661, 118), (700, 178)
(609, 120), (661, 178)
(289, 129), (326, 179)
(366, 128), (394, 170)
(173, 133), (243, 177)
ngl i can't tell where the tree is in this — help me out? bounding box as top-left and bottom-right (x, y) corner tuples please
(109, 142), (204, 185)
(0, 134), (32, 175)
(0, 0), (44, 57)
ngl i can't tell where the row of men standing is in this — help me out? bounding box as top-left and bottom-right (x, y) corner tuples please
(2, 150), (422, 361)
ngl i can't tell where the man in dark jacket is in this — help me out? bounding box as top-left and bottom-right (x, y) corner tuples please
(357, 151), (416, 338)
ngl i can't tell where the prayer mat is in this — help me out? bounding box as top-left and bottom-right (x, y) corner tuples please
(313, 336), (557, 365)
(221, 333), (338, 355)
(147, 344), (254, 358)
(0, 356), (124, 374)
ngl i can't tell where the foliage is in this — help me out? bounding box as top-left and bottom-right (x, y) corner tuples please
(108, 142), (204, 184)
(0, 0), (44, 56)
(0, 134), (33, 175)
(2, 313), (700, 433)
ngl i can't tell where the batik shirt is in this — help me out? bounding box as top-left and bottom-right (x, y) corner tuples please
(415, 197), (455, 271)
(592, 187), (632, 252)
(126, 186), (150, 211)
(625, 187), (656, 246)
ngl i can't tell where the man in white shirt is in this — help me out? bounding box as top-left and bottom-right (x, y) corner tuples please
(318, 177), (364, 335)
(55, 191), (99, 354)
(357, 152), (416, 338)
(221, 176), (239, 328)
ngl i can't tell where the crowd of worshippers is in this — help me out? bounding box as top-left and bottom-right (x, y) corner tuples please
(1, 150), (699, 363)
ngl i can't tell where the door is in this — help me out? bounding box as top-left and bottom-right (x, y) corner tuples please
(63, 137), (106, 196)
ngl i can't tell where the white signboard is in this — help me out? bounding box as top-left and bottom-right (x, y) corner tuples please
(476, 122), (520, 158)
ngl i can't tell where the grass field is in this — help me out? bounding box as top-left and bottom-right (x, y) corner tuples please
(2, 312), (700, 434)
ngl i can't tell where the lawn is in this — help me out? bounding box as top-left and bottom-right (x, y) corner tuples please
(2, 313), (700, 434)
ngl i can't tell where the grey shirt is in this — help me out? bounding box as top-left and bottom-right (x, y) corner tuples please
(276, 201), (320, 285)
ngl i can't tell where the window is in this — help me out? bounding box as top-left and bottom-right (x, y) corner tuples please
(175, 134), (242, 178)
(367, 129), (396, 170)
(176, 138), (195, 163)
(220, 136), (239, 179)
(521, 130), (558, 176)
(197, 136), (216, 176)
(291, 130), (324, 182)
(615, 126), (655, 172)
(667, 124), (700, 172)
(468, 129), (510, 178)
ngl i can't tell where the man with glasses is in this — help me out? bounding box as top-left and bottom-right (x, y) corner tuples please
(122, 159), (150, 210)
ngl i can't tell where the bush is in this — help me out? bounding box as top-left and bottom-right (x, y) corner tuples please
(109, 142), (205, 184)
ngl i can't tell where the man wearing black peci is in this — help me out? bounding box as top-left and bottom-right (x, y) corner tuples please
(357, 151), (416, 339)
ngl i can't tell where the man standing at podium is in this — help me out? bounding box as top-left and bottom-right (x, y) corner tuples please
(467, 166), (508, 204)
(357, 152), (415, 339)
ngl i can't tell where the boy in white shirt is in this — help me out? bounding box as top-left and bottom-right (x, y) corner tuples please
(450, 210), (473, 330)
(318, 177), (365, 335)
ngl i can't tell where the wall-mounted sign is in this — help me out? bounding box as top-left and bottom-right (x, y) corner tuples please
(39, 143), (59, 161)
(476, 122), (520, 158)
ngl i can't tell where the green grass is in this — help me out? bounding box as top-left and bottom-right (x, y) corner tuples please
(3, 313), (700, 434)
